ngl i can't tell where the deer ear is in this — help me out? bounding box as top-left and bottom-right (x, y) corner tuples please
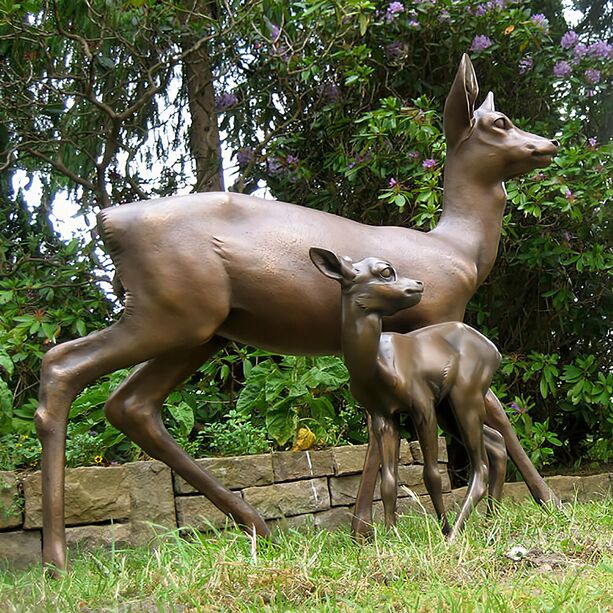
(444, 54), (479, 149)
(477, 91), (495, 113)
(309, 247), (345, 281)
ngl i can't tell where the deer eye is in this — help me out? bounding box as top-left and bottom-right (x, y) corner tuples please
(379, 267), (395, 280)
(493, 117), (509, 130)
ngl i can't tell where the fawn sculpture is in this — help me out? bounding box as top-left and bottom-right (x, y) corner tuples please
(35, 54), (559, 570)
(310, 248), (505, 540)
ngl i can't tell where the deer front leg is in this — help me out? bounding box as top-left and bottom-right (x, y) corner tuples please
(484, 390), (560, 507)
(483, 424), (507, 512)
(351, 414), (381, 540)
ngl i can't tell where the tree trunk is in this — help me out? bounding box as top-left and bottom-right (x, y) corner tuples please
(181, 2), (224, 192)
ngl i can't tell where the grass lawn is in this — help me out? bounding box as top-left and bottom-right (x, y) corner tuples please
(1, 498), (611, 612)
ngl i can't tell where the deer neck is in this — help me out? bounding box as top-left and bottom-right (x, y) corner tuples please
(432, 157), (507, 283)
(340, 299), (383, 385)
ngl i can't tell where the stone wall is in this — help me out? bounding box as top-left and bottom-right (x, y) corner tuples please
(1, 441), (611, 569)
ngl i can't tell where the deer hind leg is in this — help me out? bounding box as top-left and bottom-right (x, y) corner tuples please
(483, 424), (507, 512)
(448, 391), (489, 542)
(104, 339), (270, 539)
(35, 313), (225, 571)
(370, 413), (400, 530)
(352, 414), (381, 540)
(484, 389), (560, 507)
(412, 405), (450, 535)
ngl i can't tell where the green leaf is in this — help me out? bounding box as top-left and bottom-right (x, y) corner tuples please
(0, 379), (13, 429)
(167, 401), (194, 437)
(76, 320), (87, 336)
(266, 406), (297, 446)
(0, 348), (14, 378)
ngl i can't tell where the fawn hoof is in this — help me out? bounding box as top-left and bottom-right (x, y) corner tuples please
(351, 517), (374, 542)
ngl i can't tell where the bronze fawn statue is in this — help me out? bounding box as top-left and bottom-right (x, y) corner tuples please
(35, 54), (559, 569)
(310, 248), (505, 540)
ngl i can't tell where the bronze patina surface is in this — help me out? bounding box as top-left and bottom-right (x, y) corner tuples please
(310, 248), (506, 539)
(35, 54), (558, 570)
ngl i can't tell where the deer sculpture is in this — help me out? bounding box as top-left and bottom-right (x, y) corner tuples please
(35, 54), (559, 570)
(310, 248), (505, 540)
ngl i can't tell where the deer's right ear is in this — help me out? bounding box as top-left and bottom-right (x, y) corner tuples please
(310, 247), (350, 282)
(444, 54), (479, 149)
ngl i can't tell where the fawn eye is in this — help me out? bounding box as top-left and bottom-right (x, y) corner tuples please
(493, 117), (509, 130)
(379, 267), (395, 279)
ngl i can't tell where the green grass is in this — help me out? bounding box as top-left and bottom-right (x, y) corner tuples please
(1, 499), (612, 612)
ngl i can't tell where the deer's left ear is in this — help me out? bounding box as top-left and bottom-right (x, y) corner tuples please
(477, 91), (495, 113)
(309, 247), (354, 282)
(444, 54), (479, 149)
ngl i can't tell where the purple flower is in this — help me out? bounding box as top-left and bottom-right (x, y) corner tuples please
(560, 31), (578, 49)
(237, 148), (255, 167)
(266, 157), (283, 175)
(214, 92), (238, 111)
(270, 24), (280, 40)
(565, 189), (575, 202)
(386, 41), (405, 58)
(587, 137), (598, 148)
(470, 35), (493, 52)
(438, 9), (451, 22)
(531, 13), (549, 30)
(585, 68), (601, 84)
(422, 158), (437, 170)
(408, 19), (420, 28)
(509, 401), (525, 414)
(553, 60), (572, 78)
(472, 5), (487, 17)
(386, 1), (405, 21)
(323, 83), (341, 102)
(518, 56), (533, 75)
(408, 150), (420, 160)
(286, 154), (299, 165)
(389, 177), (398, 188)
(573, 43), (588, 59)
(588, 40), (613, 59)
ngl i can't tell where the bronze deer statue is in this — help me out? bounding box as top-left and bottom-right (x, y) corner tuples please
(310, 248), (506, 540)
(35, 54), (559, 569)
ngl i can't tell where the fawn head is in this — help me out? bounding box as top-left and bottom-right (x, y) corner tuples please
(309, 247), (424, 316)
(444, 54), (558, 181)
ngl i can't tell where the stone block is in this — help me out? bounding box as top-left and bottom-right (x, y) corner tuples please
(408, 437), (448, 464)
(399, 440), (414, 465)
(547, 473), (612, 503)
(398, 464), (451, 496)
(0, 530), (41, 569)
(272, 449), (334, 482)
(243, 478), (330, 520)
(173, 454), (274, 494)
(0, 471), (22, 529)
(125, 461), (177, 545)
(66, 523), (131, 553)
(314, 506), (353, 531)
(23, 466), (131, 529)
(329, 474), (380, 506)
(175, 494), (242, 532)
(268, 513), (315, 533)
(331, 445), (368, 476)
(397, 492), (457, 517)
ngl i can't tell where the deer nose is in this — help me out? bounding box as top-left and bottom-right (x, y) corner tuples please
(551, 139), (560, 149)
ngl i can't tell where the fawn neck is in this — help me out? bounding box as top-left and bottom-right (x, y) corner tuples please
(432, 156), (507, 284)
(340, 297), (385, 385)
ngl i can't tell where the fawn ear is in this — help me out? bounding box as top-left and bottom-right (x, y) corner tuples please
(477, 91), (495, 113)
(444, 54), (479, 149)
(309, 247), (354, 282)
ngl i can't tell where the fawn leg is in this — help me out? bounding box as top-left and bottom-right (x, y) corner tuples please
(485, 390), (560, 507)
(483, 424), (507, 511)
(352, 414), (381, 539)
(371, 413), (400, 530)
(448, 394), (489, 542)
(413, 407), (450, 535)
(104, 339), (271, 539)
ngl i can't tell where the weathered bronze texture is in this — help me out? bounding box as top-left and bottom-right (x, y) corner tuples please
(35, 54), (558, 570)
(310, 248), (506, 539)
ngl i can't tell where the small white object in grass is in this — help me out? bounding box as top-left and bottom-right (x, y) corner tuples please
(506, 545), (529, 561)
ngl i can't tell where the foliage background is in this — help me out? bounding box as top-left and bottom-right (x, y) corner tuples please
(0, 0), (610, 474)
